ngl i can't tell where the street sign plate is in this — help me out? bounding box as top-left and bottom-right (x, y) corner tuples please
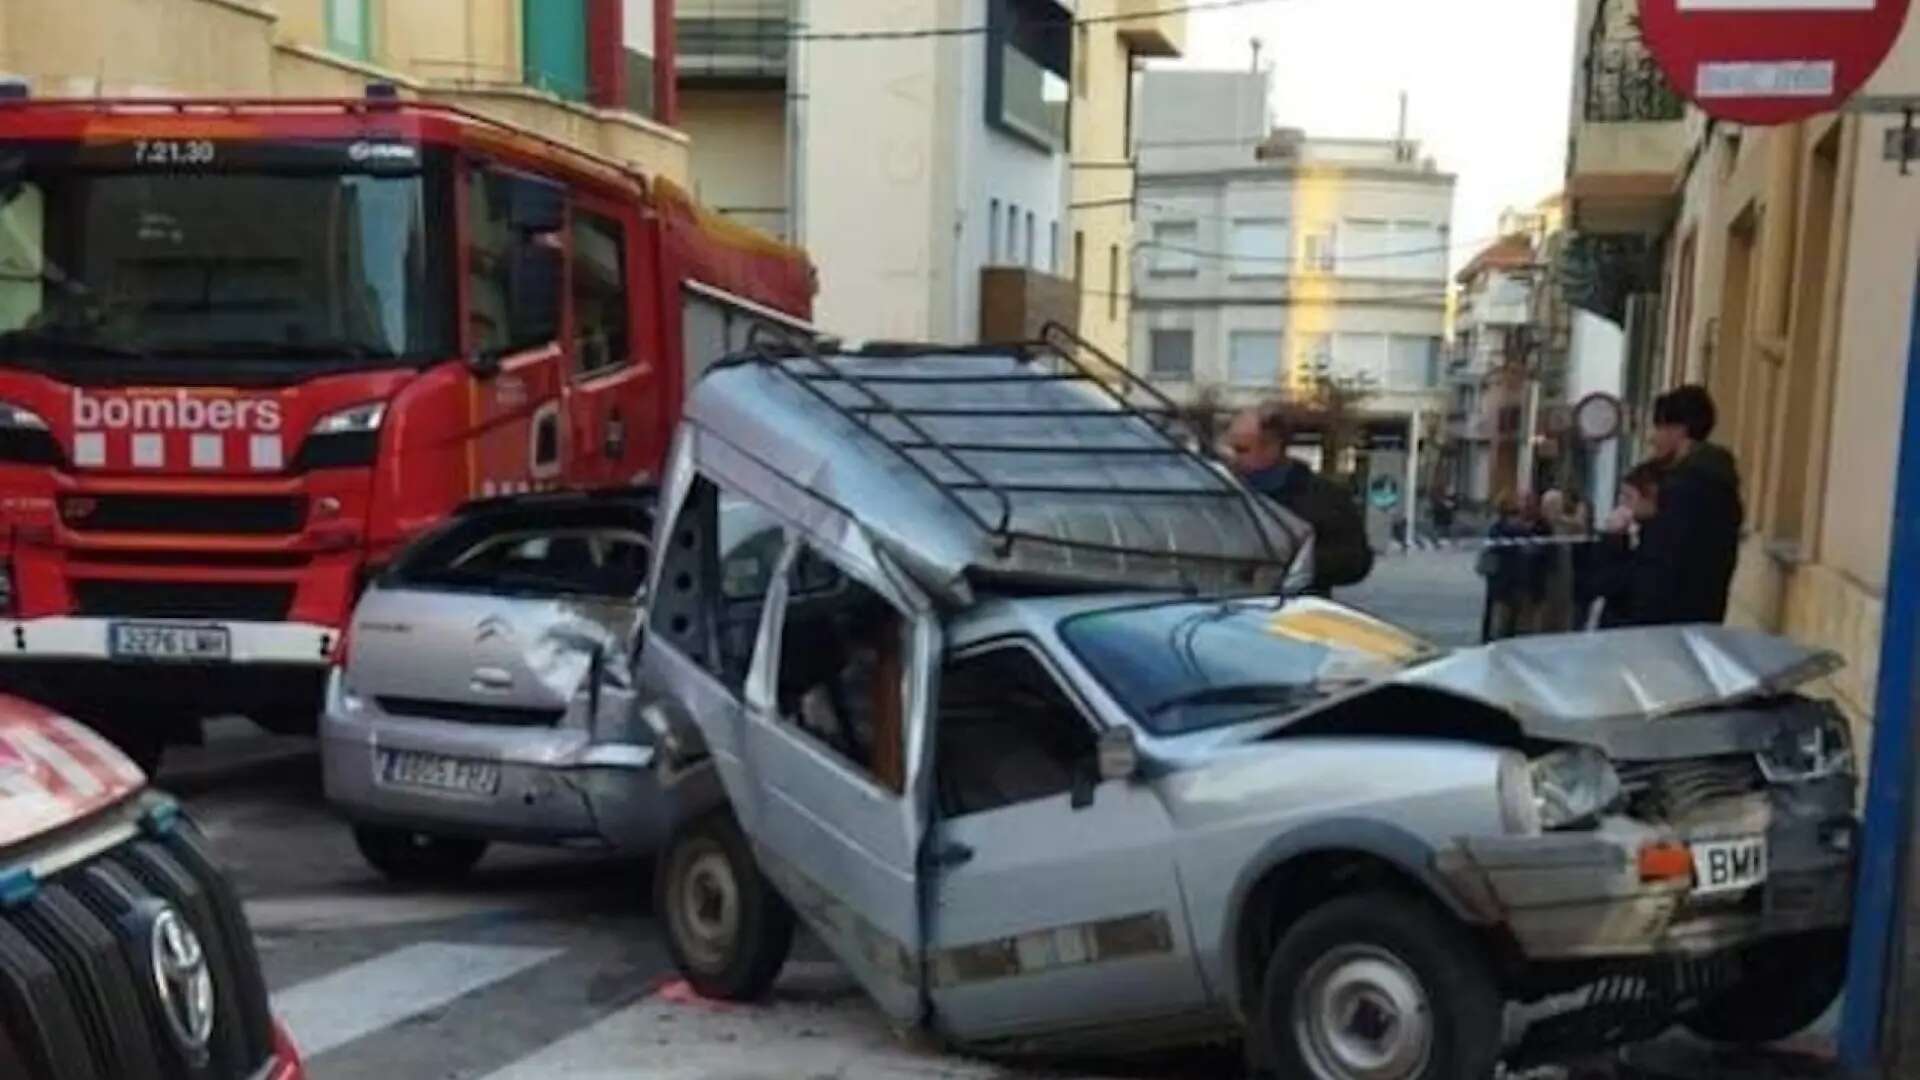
(1640, 0), (1913, 125)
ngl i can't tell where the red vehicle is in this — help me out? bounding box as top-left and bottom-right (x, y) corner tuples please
(0, 91), (814, 763)
(0, 695), (306, 1079)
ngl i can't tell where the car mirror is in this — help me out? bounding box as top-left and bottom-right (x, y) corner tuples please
(1097, 726), (1140, 783)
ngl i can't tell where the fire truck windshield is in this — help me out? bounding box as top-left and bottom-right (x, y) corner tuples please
(0, 158), (455, 375)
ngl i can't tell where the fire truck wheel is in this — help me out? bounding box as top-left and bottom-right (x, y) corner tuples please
(353, 825), (489, 883)
(657, 812), (795, 1001)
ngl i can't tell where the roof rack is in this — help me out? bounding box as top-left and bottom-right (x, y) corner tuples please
(729, 322), (1307, 584)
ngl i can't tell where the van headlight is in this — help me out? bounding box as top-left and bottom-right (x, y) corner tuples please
(1758, 710), (1855, 783)
(1528, 747), (1622, 830)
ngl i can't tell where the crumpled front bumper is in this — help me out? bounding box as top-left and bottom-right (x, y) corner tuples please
(1435, 781), (1857, 961)
(321, 696), (671, 854)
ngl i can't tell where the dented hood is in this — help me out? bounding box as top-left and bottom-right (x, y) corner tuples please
(1392, 625), (1841, 754)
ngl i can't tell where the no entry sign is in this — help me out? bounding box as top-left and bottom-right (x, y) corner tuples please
(1640, 0), (1914, 124)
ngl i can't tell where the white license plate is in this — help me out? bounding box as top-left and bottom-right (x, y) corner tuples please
(1691, 837), (1768, 896)
(377, 750), (500, 796)
(109, 622), (230, 662)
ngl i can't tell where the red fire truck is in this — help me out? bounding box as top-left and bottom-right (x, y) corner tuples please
(0, 90), (814, 762)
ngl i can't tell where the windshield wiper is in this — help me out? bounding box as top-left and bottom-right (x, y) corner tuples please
(0, 329), (150, 361)
(1146, 682), (1327, 716)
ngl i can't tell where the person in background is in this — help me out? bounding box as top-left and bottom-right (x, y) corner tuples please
(1224, 404), (1374, 595)
(1480, 491), (1549, 641)
(1592, 463), (1664, 628)
(1638, 385), (1744, 625)
(1536, 489), (1587, 633)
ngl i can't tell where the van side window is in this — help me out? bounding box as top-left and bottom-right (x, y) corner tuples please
(648, 477), (775, 693)
(715, 493), (783, 692)
(773, 547), (907, 794)
(934, 645), (1096, 818)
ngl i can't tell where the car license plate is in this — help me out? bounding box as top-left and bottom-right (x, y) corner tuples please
(377, 750), (500, 796)
(109, 622), (231, 662)
(1691, 836), (1768, 896)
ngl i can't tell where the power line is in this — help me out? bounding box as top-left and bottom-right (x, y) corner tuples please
(780, 0), (1284, 42)
(1136, 238), (1467, 267)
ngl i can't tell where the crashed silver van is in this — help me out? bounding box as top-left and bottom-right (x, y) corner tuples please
(636, 336), (1858, 1080)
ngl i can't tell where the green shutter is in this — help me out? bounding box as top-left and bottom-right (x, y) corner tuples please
(524, 0), (590, 102)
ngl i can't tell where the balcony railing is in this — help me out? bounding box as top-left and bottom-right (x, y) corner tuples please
(1584, 41), (1684, 123)
(677, 15), (791, 82)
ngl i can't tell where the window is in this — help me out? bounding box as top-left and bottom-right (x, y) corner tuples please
(524, 0), (590, 102)
(1336, 332), (1389, 385)
(1230, 218), (1289, 278)
(988, 0), (1072, 150)
(1229, 330), (1284, 387)
(775, 549), (908, 793)
(620, 0), (660, 117)
(1396, 220), (1448, 280)
(387, 506), (652, 600)
(934, 646), (1095, 817)
(1006, 204), (1020, 266)
(1049, 221), (1059, 273)
(1074, 24), (1090, 98)
(646, 479), (778, 695)
(467, 169), (563, 358)
(1025, 210), (1036, 268)
(1149, 329), (1194, 379)
(1294, 332), (1333, 381)
(1387, 335), (1437, 389)
(1302, 226), (1337, 273)
(1107, 244), (1119, 320)
(1340, 218), (1390, 273)
(1074, 230), (1086, 286)
(326, 0), (371, 61)
(1149, 221), (1199, 275)
(989, 200), (1002, 263)
(571, 209), (630, 377)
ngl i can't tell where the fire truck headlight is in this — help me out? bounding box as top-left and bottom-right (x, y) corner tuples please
(0, 401), (63, 467)
(295, 401), (387, 471)
(312, 401), (387, 435)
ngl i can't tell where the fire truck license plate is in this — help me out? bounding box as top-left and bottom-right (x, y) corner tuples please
(1691, 837), (1768, 896)
(378, 750), (501, 796)
(109, 623), (231, 662)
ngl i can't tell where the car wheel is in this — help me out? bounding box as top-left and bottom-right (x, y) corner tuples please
(1257, 891), (1503, 1080)
(353, 825), (488, 883)
(656, 812), (794, 1001)
(1682, 929), (1847, 1045)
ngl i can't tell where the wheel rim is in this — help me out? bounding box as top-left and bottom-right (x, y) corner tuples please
(673, 844), (740, 974)
(1291, 944), (1434, 1080)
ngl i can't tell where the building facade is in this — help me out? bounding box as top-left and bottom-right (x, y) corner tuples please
(1131, 70), (1455, 448)
(674, 0), (1171, 346)
(1566, 0), (1920, 734)
(1, 0), (689, 183)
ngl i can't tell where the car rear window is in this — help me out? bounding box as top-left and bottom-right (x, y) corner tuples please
(386, 503), (653, 599)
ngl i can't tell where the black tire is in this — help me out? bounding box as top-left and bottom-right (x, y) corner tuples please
(353, 825), (488, 883)
(1256, 891), (1504, 1080)
(656, 812), (795, 1001)
(1682, 929), (1848, 1045)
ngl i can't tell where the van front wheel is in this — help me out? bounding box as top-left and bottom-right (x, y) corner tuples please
(657, 813), (794, 1001)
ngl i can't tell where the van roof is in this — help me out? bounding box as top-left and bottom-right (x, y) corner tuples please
(682, 334), (1309, 604)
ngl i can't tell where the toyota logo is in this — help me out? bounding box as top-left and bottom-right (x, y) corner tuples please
(149, 907), (215, 1053)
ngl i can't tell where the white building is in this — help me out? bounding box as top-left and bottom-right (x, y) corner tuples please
(1131, 69), (1456, 441)
(677, 0), (1078, 343)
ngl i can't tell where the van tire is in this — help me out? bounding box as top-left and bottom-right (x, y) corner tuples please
(657, 813), (794, 1001)
(353, 825), (488, 883)
(1255, 891), (1503, 1080)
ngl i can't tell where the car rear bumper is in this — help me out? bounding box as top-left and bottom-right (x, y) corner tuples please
(0, 616), (336, 666)
(322, 697), (669, 853)
(260, 1018), (306, 1080)
(1436, 797), (1857, 960)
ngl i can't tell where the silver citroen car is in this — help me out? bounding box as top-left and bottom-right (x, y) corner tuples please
(321, 491), (659, 881)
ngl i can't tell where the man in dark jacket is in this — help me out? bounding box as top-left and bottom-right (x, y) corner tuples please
(1225, 404), (1373, 594)
(1635, 385), (1744, 624)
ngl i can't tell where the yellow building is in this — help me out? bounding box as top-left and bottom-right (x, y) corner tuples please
(1067, 0), (1184, 366)
(0, 0), (689, 185)
(1568, 0), (1920, 733)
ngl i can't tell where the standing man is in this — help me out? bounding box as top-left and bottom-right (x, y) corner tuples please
(1637, 385), (1744, 624)
(1224, 404), (1373, 595)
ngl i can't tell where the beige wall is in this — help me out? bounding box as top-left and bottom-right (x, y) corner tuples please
(1071, 0), (1144, 366)
(0, 0), (687, 183)
(681, 88), (787, 238)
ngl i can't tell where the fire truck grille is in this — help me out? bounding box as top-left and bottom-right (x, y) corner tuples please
(71, 581), (295, 622)
(0, 820), (276, 1080)
(61, 494), (307, 536)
